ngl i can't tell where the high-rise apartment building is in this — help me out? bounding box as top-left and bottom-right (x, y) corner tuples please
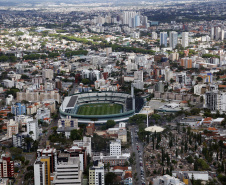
(141, 16), (148, 28)
(7, 119), (19, 138)
(169, 31), (178, 49)
(134, 15), (140, 27)
(52, 156), (82, 185)
(37, 147), (57, 173)
(42, 69), (54, 80)
(27, 119), (40, 140)
(0, 157), (14, 178)
(180, 58), (192, 69)
(34, 157), (51, 185)
(182, 32), (189, 48)
(11, 102), (26, 116)
(89, 161), (105, 185)
(211, 26), (225, 40)
(123, 11), (139, 27)
(152, 32), (158, 40)
(204, 90), (226, 113)
(160, 32), (167, 47)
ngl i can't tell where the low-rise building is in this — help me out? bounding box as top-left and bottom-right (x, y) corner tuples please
(86, 123), (95, 136)
(57, 116), (79, 138)
(93, 153), (129, 166)
(153, 175), (185, 185)
(36, 107), (50, 121)
(172, 171), (209, 181)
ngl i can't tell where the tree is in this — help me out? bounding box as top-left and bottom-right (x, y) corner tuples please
(186, 155), (194, 163)
(191, 173), (194, 184)
(221, 162), (225, 172)
(196, 77), (203, 82)
(190, 108), (201, 115)
(170, 78), (175, 84)
(166, 168), (169, 175)
(105, 172), (118, 185)
(92, 134), (110, 152)
(5, 88), (20, 98)
(107, 162), (110, 172)
(81, 78), (90, 85)
(27, 166), (34, 171)
(7, 113), (15, 119)
(70, 129), (82, 140)
(25, 160), (29, 165)
(101, 120), (116, 130)
(21, 74), (29, 79)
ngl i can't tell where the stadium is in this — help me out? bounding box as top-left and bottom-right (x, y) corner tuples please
(59, 90), (144, 124)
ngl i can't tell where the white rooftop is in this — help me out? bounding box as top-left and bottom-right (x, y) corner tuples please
(145, 125), (164, 133)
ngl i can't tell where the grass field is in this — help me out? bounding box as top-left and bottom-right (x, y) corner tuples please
(77, 103), (122, 115)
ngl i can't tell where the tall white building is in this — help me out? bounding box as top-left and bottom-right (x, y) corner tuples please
(89, 161), (105, 185)
(211, 26), (225, 40)
(110, 139), (121, 156)
(165, 67), (174, 82)
(34, 160), (45, 185)
(182, 32), (189, 48)
(123, 11), (139, 27)
(169, 31), (178, 49)
(34, 157), (51, 185)
(152, 32), (158, 40)
(134, 71), (143, 82)
(221, 28), (225, 41)
(27, 119), (39, 140)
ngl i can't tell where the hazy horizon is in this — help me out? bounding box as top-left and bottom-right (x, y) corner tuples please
(0, 0), (219, 6)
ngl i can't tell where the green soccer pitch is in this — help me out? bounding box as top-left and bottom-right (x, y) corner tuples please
(76, 103), (123, 115)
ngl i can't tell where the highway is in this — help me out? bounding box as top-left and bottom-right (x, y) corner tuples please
(131, 126), (146, 185)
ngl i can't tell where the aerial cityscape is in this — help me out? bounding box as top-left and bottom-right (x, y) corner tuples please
(0, 0), (225, 184)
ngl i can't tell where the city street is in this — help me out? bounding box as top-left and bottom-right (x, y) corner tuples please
(16, 119), (58, 185)
(131, 126), (145, 185)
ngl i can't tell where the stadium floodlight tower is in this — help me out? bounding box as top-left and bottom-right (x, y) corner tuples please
(131, 83), (135, 111)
